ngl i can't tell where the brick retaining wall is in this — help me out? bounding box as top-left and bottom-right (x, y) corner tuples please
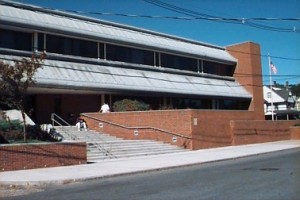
(231, 120), (299, 145)
(0, 142), (86, 171)
(290, 126), (300, 140)
(82, 110), (299, 150)
(82, 110), (193, 149)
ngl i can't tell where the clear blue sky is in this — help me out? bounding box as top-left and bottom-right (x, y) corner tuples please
(13, 0), (300, 85)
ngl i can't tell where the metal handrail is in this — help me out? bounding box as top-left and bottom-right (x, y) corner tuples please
(51, 113), (76, 140)
(51, 113), (115, 159)
(51, 113), (71, 127)
(81, 113), (192, 139)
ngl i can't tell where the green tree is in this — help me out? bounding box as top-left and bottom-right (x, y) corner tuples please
(0, 53), (45, 142)
(291, 83), (300, 97)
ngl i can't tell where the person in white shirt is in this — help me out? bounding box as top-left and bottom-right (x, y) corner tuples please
(100, 103), (110, 113)
(75, 117), (87, 131)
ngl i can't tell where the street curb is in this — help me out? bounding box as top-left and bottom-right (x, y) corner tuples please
(1, 141), (300, 188)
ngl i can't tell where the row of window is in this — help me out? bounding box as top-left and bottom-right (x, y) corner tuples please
(0, 28), (235, 76)
(111, 95), (250, 110)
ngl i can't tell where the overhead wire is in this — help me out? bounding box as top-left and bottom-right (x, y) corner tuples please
(58, 0), (300, 34)
(143, 0), (299, 33)
(16, 6), (300, 61)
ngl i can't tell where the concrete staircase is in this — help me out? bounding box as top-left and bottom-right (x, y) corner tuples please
(54, 126), (189, 162)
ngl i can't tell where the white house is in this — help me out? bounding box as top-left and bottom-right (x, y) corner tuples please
(263, 85), (298, 120)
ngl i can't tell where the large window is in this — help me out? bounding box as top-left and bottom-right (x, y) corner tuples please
(161, 53), (198, 72)
(106, 44), (154, 66)
(172, 97), (249, 110)
(46, 34), (97, 58)
(38, 33), (44, 51)
(0, 29), (32, 51)
(203, 61), (235, 76)
(217, 99), (250, 110)
(0, 29), (236, 78)
(172, 98), (212, 109)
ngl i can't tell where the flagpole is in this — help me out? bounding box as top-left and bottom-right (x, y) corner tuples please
(268, 54), (274, 121)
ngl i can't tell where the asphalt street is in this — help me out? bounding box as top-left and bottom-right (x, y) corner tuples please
(4, 148), (300, 200)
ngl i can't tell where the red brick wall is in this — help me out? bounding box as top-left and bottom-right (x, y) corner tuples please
(227, 42), (265, 120)
(82, 110), (193, 149)
(84, 110), (192, 135)
(82, 110), (299, 150)
(190, 110), (255, 149)
(290, 126), (300, 139)
(0, 142), (86, 171)
(231, 120), (299, 145)
(35, 94), (100, 124)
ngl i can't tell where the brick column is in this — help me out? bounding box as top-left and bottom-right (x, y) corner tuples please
(227, 42), (264, 120)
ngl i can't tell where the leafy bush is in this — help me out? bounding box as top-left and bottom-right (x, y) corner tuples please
(0, 120), (59, 143)
(113, 99), (149, 112)
(0, 119), (23, 142)
(0, 119), (23, 132)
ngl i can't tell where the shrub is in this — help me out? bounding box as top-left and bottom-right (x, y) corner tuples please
(113, 99), (149, 112)
(0, 119), (23, 132)
(0, 120), (60, 143)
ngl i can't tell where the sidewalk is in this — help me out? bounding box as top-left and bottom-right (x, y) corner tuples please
(1, 140), (300, 187)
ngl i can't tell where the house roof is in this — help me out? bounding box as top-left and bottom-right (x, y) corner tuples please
(0, 54), (252, 99)
(275, 89), (289, 100)
(0, 0), (236, 64)
(263, 86), (296, 104)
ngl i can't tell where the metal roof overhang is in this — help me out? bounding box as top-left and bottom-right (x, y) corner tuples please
(0, 3), (237, 65)
(0, 54), (251, 99)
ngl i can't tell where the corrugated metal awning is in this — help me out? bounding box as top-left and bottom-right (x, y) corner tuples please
(3, 57), (252, 99)
(0, 2), (236, 64)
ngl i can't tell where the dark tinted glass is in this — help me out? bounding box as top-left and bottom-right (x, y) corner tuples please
(0, 29), (32, 51)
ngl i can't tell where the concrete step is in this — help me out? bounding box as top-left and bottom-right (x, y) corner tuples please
(87, 144), (183, 154)
(93, 144), (182, 151)
(89, 150), (186, 161)
(54, 126), (189, 162)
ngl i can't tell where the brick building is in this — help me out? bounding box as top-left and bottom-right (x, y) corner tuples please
(0, 0), (264, 124)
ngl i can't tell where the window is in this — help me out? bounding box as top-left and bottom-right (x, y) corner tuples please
(99, 43), (105, 59)
(172, 97), (249, 110)
(155, 52), (160, 67)
(203, 61), (235, 76)
(0, 29), (32, 51)
(217, 99), (250, 110)
(38, 33), (45, 51)
(46, 34), (97, 58)
(161, 53), (198, 72)
(172, 98), (212, 109)
(106, 44), (154, 66)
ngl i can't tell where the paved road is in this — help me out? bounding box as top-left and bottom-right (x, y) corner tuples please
(4, 148), (300, 200)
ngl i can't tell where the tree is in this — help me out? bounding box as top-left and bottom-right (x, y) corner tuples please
(291, 83), (300, 97)
(0, 53), (45, 142)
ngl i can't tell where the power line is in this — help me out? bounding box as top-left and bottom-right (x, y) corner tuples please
(5, 3), (299, 60)
(143, 0), (299, 33)
(226, 49), (300, 61)
(67, 11), (300, 22)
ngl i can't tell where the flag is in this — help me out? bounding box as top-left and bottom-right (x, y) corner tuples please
(270, 61), (277, 74)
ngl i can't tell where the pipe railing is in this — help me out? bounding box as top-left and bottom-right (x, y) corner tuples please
(51, 113), (71, 127)
(51, 113), (115, 159)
